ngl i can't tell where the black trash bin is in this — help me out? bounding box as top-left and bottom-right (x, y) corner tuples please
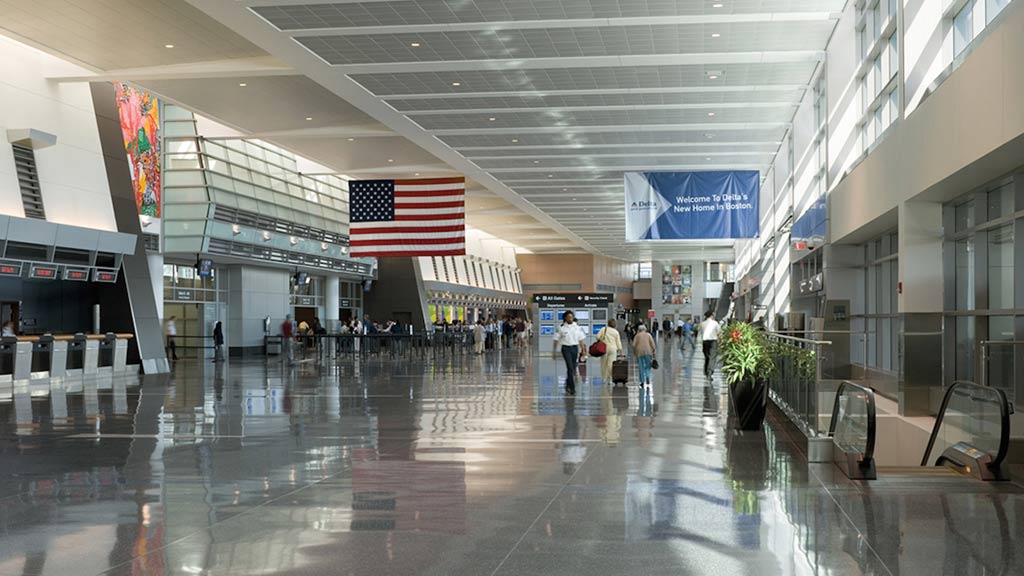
(31, 334), (53, 373)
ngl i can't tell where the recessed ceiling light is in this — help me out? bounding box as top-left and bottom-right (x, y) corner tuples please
(164, 44), (175, 49)
(415, 172), (420, 176)
(451, 82), (461, 86)
(410, 42), (421, 47)
(711, 33), (721, 38)
(547, 174), (553, 178)
(512, 138), (519, 143)
(347, 138), (355, 142)
(713, 3), (724, 7)
(533, 160), (540, 164)
(388, 159), (394, 163)
(489, 117), (496, 121)
(708, 112), (716, 116)
(708, 75), (719, 80)
(305, 117), (313, 121)
(238, 82), (247, 87)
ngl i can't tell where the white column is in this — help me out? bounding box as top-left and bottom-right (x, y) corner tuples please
(147, 253), (164, 321)
(325, 275), (340, 330)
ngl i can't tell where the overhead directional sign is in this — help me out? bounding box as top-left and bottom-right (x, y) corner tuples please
(625, 171), (760, 241)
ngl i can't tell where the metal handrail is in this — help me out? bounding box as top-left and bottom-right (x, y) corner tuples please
(828, 381), (877, 464)
(921, 380), (1010, 468)
(765, 332), (833, 346)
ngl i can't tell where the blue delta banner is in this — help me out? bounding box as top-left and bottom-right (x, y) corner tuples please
(624, 171), (760, 241)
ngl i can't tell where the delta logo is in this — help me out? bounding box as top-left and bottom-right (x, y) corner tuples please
(630, 200), (658, 211)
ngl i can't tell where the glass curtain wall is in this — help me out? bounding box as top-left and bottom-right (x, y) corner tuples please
(944, 174), (1022, 407)
(859, 232), (899, 375)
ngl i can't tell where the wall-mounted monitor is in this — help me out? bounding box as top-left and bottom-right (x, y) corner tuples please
(592, 309), (608, 321)
(540, 310), (555, 321)
(540, 324), (555, 336)
(574, 309), (590, 321)
(0, 262), (22, 277)
(29, 264), (57, 280)
(196, 258), (214, 278)
(557, 311), (565, 321)
(63, 267), (90, 281)
(592, 324), (606, 335)
(93, 269), (118, 283)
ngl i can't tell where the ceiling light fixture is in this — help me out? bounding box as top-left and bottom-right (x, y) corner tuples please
(489, 117), (496, 121)
(711, 33), (721, 38)
(713, 3), (724, 8)
(164, 44), (175, 49)
(347, 138), (355, 142)
(708, 112), (716, 116)
(533, 160), (540, 164)
(387, 159), (394, 163)
(512, 138), (519, 143)
(238, 82), (247, 87)
(410, 42), (421, 47)
(305, 117), (313, 121)
(452, 81), (461, 86)
(708, 75), (719, 80)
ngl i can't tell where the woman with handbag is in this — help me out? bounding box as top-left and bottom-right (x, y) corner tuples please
(632, 324), (656, 391)
(596, 319), (623, 385)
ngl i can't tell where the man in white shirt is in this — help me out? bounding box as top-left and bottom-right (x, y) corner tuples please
(165, 316), (179, 361)
(552, 311), (587, 395)
(700, 311), (722, 378)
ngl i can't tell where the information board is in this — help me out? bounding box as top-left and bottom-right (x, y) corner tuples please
(533, 293), (614, 309)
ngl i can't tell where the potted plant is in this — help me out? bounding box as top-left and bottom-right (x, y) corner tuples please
(718, 322), (775, 430)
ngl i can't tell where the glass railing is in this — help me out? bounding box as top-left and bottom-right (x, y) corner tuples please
(764, 333), (831, 436)
(828, 381), (877, 479)
(922, 380), (1010, 480)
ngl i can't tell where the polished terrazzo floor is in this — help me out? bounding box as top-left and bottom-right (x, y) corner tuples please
(1, 341), (1023, 575)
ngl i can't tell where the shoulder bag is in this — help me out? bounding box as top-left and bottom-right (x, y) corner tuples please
(589, 327), (608, 357)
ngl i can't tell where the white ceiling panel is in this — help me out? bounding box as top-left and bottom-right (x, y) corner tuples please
(183, 0), (841, 260)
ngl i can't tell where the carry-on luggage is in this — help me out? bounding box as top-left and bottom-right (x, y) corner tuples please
(612, 358), (629, 385)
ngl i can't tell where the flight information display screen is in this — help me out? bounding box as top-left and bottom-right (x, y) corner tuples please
(94, 269), (118, 283)
(64, 268), (90, 281)
(29, 265), (58, 279)
(0, 263), (21, 277)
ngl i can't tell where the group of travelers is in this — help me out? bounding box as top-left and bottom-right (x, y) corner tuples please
(473, 316), (532, 354)
(552, 310), (724, 396)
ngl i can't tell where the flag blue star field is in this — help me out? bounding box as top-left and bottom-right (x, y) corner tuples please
(624, 171), (760, 241)
(348, 177), (466, 258)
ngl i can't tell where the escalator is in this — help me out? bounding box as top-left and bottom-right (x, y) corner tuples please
(828, 380), (1013, 482)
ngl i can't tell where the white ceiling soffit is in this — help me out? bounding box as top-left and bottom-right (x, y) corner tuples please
(189, 0), (843, 260)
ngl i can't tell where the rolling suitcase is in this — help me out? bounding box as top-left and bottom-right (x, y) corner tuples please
(612, 358), (629, 386)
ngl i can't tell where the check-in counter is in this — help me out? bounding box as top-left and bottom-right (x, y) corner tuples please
(10, 333), (135, 380)
(0, 336), (16, 383)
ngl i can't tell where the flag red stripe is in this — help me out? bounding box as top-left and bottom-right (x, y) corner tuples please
(395, 201), (464, 210)
(350, 224), (465, 235)
(395, 189), (465, 197)
(394, 177), (465, 186)
(350, 249), (467, 258)
(394, 213), (463, 221)
(350, 237), (464, 247)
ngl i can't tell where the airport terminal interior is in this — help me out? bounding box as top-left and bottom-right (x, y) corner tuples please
(2, 0), (1024, 574)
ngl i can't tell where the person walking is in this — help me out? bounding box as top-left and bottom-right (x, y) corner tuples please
(165, 316), (179, 361)
(632, 324), (656, 391)
(212, 321), (224, 362)
(700, 311), (722, 378)
(553, 311), (587, 395)
(596, 319), (623, 385)
(281, 314), (295, 366)
(682, 317), (696, 353)
(473, 320), (486, 354)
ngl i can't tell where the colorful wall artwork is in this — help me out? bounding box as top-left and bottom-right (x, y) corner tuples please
(114, 83), (161, 220)
(661, 264), (692, 305)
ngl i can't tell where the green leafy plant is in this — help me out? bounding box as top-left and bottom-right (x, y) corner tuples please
(718, 322), (776, 385)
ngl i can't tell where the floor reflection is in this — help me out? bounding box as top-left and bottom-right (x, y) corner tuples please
(0, 347), (1021, 575)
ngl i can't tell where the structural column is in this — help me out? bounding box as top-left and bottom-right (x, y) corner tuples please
(325, 275), (340, 331)
(898, 200), (944, 415)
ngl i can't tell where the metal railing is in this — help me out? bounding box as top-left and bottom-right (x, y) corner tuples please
(979, 339), (1024, 406)
(764, 332), (832, 437)
(273, 331), (524, 360)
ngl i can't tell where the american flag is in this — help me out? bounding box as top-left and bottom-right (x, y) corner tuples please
(348, 177), (466, 258)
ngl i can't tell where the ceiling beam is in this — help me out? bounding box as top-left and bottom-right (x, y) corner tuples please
(318, 51), (824, 74)
(457, 141), (784, 152)
(429, 122), (789, 136)
(240, 124), (396, 139)
(48, 57), (296, 82)
(484, 164), (766, 173)
(470, 151), (774, 160)
(385, 85), (808, 100)
(403, 102), (797, 116)
(284, 12), (841, 37)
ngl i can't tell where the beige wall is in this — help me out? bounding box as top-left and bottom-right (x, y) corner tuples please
(517, 253), (635, 308)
